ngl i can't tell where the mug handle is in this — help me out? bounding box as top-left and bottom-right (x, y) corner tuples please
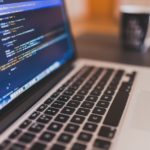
(144, 16), (150, 51)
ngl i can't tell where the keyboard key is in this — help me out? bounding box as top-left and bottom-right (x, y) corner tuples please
(86, 80), (95, 86)
(78, 89), (88, 95)
(72, 95), (85, 101)
(57, 87), (65, 93)
(99, 81), (107, 88)
(67, 101), (80, 108)
(100, 95), (112, 101)
(45, 107), (59, 116)
(109, 70), (124, 88)
(48, 122), (63, 132)
(74, 80), (83, 86)
(29, 123), (44, 133)
(51, 144), (65, 150)
(9, 129), (21, 139)
(86, 96), (98, 102)
(115, 70), (124, 78)
(37, 104), (48, 112)
(44, 97), (54, 105)
(19, 132), (35, 143)
(70, 85), (79, 91)
(9, 143), (25, 150)
(119, 82), (132, 93)
(94, 85), (104, 91)
(64, 87), (76, 93)
(71, 115), (85, 124)
(83, 122), (97, 132)
(76, 78), (84, 83)
(109, 78), (119, 86)
(105, 83), (114, 89)
(98, 82), (107, 88)
(78, 132), (92, 142)
(82, 84), (92, 90)
(104, 90), (115, 96)
(97, 69), (113, 86)
(94, 139), (111, 150)
(30, 142), (46, 150)
(81, 101), (94, 109)
(68, 86), (78, 91)
(92, 107), (106, 115)
(51, 101), (65, 109)
(88, 114), (102, 123)
(97, 101), (109, 108)
(65, 123), (79, 133)
(51, 92), (60, 98)
(0, 140), (11, 149)
(76, 108), (90, 116)
(63, 90), (74, 96)
(58, 133), (73, 143)
(61, 107), (75, 115)
(104, 85), (130, 127)
(58, 95), (70, 102)
(37, 114), (52, 124)
(62, 82), (69, 88)
(40, 131), (55, 142)
(90, 90), (101, 96)
(71, 143), (86, 150)
(29, 112), (40, 120)
(129, 71), (136, 83)
(71, 84), (79, 89)
(55, 114), (69, 123)
(98, 126), (116, 139)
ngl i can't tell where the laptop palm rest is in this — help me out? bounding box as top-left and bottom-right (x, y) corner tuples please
(131, 91), (150, 131)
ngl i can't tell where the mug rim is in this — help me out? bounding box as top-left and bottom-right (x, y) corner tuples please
(120, 5), (150, 14)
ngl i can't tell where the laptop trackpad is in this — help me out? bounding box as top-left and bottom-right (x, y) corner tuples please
(131, 91), (150, 131)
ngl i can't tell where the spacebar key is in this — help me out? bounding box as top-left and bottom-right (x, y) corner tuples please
(103, 88), (129, 127)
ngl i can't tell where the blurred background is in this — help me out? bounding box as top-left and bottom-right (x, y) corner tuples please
(64, 0), (150, 66)
(65, 0), (119, 36)
(65, 0), (150, 36)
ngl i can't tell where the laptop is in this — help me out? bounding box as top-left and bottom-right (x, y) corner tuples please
(0, 0), (150, 150)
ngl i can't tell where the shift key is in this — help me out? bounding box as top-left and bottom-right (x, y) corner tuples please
(103, 83), (130, 127)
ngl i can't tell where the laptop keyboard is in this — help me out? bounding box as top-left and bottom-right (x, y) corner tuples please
(0, 66), (137, 150)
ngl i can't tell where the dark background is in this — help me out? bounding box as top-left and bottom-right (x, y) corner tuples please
(0, 0), (40, 4)
(76, 33), (150, 67)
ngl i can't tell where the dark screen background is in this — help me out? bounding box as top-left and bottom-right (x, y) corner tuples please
(0, 1), (74, 108)
(0, 0), (41, 4)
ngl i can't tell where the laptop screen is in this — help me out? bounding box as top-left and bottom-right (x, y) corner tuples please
(0, 0), (75, 110)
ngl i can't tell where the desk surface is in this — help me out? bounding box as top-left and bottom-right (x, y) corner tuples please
(75, 33), (150, 67)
